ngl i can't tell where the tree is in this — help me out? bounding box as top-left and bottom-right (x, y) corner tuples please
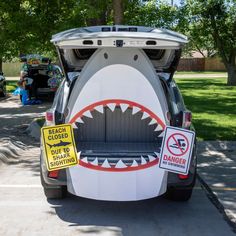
(0, 1), (30, 71)
(71, 0), (112, 26)
(124, 0), (178, 28)
(0, 0), (78, 71)
(113, 0), (124, 24)
(187, 0), (236, 85)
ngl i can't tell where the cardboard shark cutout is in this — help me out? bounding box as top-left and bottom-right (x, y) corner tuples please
(64, 48), (169, 200)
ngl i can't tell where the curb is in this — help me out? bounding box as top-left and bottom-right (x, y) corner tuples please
(197, 173), (236, 233)
(26, 119), (41, 140)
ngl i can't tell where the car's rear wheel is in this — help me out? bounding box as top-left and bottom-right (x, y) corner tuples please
(165, 186), (193, 201)
(40, 171), (67, 199)
(0, 86), (6, 97)
(43, 186), (67, 199)
(166, 169), (196, 201)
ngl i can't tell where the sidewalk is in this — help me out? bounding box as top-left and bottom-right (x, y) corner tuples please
(197, 141), (236, 227)
(174, 73), (227, 78)
(6, 77), (19, 81)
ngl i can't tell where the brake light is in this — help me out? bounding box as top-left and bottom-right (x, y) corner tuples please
(182, 111), (192, 129)
(48, 170), (59, 179)
(45, 110), (55, 126)
(178, 174), (189, 180)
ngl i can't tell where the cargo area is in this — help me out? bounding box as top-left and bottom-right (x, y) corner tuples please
(74, 107), (162, 166)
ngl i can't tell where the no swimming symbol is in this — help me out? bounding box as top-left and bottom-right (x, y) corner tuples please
(166, 133), (189, 157)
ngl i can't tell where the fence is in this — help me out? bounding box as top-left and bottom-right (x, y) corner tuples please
(177, 57), (226, 71)
(2, 57), (228, 75)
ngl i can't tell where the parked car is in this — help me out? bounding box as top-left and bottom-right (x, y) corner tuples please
(0, 72), (6, 97)
(40, 25), (196, 201)
(20, 54), (63, 99)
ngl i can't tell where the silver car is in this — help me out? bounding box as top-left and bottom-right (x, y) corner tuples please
(40, 25), (196, 201)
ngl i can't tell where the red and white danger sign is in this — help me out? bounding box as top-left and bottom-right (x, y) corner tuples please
(159, 126), (195, 174)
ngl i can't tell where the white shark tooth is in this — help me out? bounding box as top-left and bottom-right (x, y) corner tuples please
(76, 117), (84, 123)
(141, 156), (147, 164)
(94, 105), (104, 113)
(154, 152), (160, 158)
(148, 155), (156, 162)
(132, 106), (141, 115)
(154, 125), (163, 132)
(141, 112), (149, 120)
(81, 157), (88, 163)
(91, 158), (98, 166)
(131, 160), (138, 167)
(72, 123), (77, 128)
(115, 159), (127, 168)
(83, 110), (93, 118)
(149, 118), (157, 126)
(158, 131), (164, 137)
(101, 159), (111, 168)
(107, 103), (116, 112)
(120, 104), (129, 113)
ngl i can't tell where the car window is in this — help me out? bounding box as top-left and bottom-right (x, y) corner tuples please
(160, 79), (175, 116)
(170, 81), (185, 111)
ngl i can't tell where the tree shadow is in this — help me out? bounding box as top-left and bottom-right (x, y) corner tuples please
(197, 144), (236, 227)
(176, 78), (236, 140)
(46, 186), (233, 236)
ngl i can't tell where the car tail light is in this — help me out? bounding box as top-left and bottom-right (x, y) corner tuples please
(182, 111), (192, 129)
(178, 174), (189, 180)
(45, 110), (55, 126)
(48, 170), (59, 179)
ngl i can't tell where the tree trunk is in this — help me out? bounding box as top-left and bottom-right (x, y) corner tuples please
(226, 64), (236, 86)
(113, 0), (123, 24)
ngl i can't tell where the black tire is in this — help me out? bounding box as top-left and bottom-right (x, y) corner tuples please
(43, 186), (67, 199)
(40, 169), (67, 199)
(0, 86), (6, 97)
(165, 186), (193, 201)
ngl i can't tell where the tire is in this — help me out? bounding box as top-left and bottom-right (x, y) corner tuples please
(165, 186), (193, 201)
(166, 169), (196, 202)
(43, 186), (67, 199)
(40, 169), (67, 199)
(0, 86), (6, 97)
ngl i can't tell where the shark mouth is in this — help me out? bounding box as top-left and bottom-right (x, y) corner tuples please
(69, 99), (165, 172)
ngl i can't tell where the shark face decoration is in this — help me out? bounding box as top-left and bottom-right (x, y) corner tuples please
(66, 50), (169, 200)
(69, 99), (165, 172)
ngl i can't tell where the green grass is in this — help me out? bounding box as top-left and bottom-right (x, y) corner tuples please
(175, 71), (227, 75)
(6, 81), (18, 93)
(175, 77), (236, 141)
(3, 62), (22, 76)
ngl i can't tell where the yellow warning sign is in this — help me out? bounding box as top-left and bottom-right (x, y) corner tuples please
(41, 124), (78, 171)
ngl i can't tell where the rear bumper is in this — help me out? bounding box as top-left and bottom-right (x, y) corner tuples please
(40, 151), (67, 187)
(40, 143), (197, 198)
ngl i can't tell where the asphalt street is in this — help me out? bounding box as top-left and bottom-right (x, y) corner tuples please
(0, 145), (234, 236)
(0, 95), (235, 236)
